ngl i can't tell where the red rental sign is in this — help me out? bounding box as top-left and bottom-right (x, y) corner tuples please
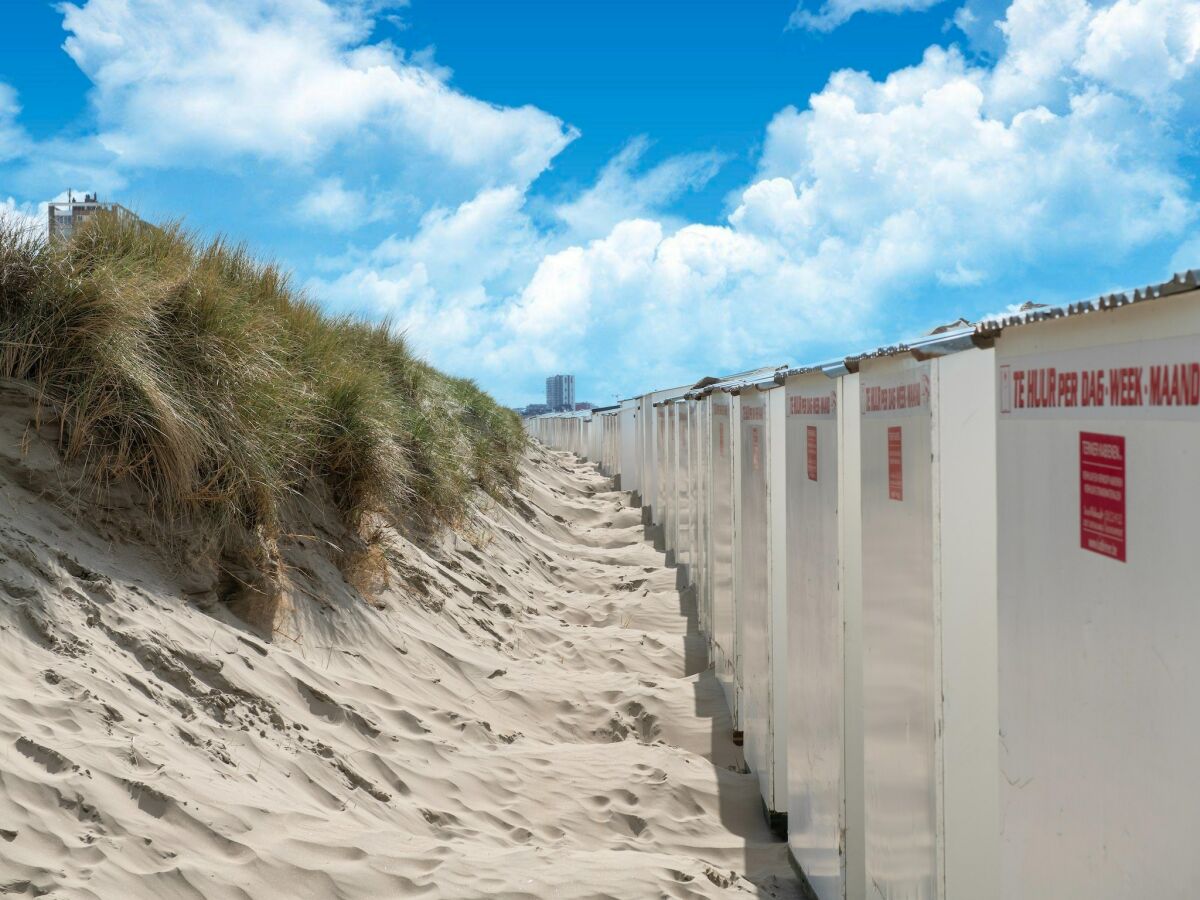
(1079, 432), (1126, 562)
(806, 425), (818, 481)
(887, 426), (902, 501)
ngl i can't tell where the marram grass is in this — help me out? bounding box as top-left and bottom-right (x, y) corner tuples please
(0, 211), (526, 581)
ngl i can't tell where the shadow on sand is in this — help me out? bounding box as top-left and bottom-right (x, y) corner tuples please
(637, 493), (800, 899)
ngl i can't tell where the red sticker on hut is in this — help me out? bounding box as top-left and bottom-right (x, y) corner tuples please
(1080, 432), (1126, 561)
(806, 425), (818, 481)
(887, 426), (902, 501)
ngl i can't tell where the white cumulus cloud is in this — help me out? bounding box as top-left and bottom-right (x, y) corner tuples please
(307, 186), (549, 369)
(303, 139), (734, 390)
(754, 45), (1190, 269)
(59, 0), (576, 193)
(0, 197), (45, 235)
(1077, 0), (1200, 105)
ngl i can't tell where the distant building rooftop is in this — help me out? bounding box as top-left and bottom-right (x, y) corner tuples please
(47, 192), (137, 242)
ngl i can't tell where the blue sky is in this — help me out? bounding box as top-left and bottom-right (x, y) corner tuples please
(2, 0), (1198, 406)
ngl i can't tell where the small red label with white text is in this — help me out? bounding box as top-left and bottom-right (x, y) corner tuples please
(1080, 432), (1126, 561)
(887, 426), (902, 501)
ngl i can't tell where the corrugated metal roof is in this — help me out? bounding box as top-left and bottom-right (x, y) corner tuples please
(690, 364), (788, 398)
(529, 409), (591, 420)
(843, 326), (981, 370)
(778, 268), (1200, 378)
(975, 269), (1199, 335)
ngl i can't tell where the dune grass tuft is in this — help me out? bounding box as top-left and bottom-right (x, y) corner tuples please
(0, 212), (526, 599)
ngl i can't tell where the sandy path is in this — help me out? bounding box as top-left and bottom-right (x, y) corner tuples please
(0, 394), (797, 899)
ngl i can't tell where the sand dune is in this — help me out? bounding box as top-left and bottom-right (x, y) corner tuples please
(0, 393), (795, 898)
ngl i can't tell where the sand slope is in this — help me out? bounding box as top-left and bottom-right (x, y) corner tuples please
(0, 391), (796, 898)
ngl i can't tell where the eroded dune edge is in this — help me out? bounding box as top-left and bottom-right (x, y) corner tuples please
(0, 399), (795, 899)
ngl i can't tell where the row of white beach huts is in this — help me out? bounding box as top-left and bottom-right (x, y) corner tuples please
(525, 271), (1200, 900)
